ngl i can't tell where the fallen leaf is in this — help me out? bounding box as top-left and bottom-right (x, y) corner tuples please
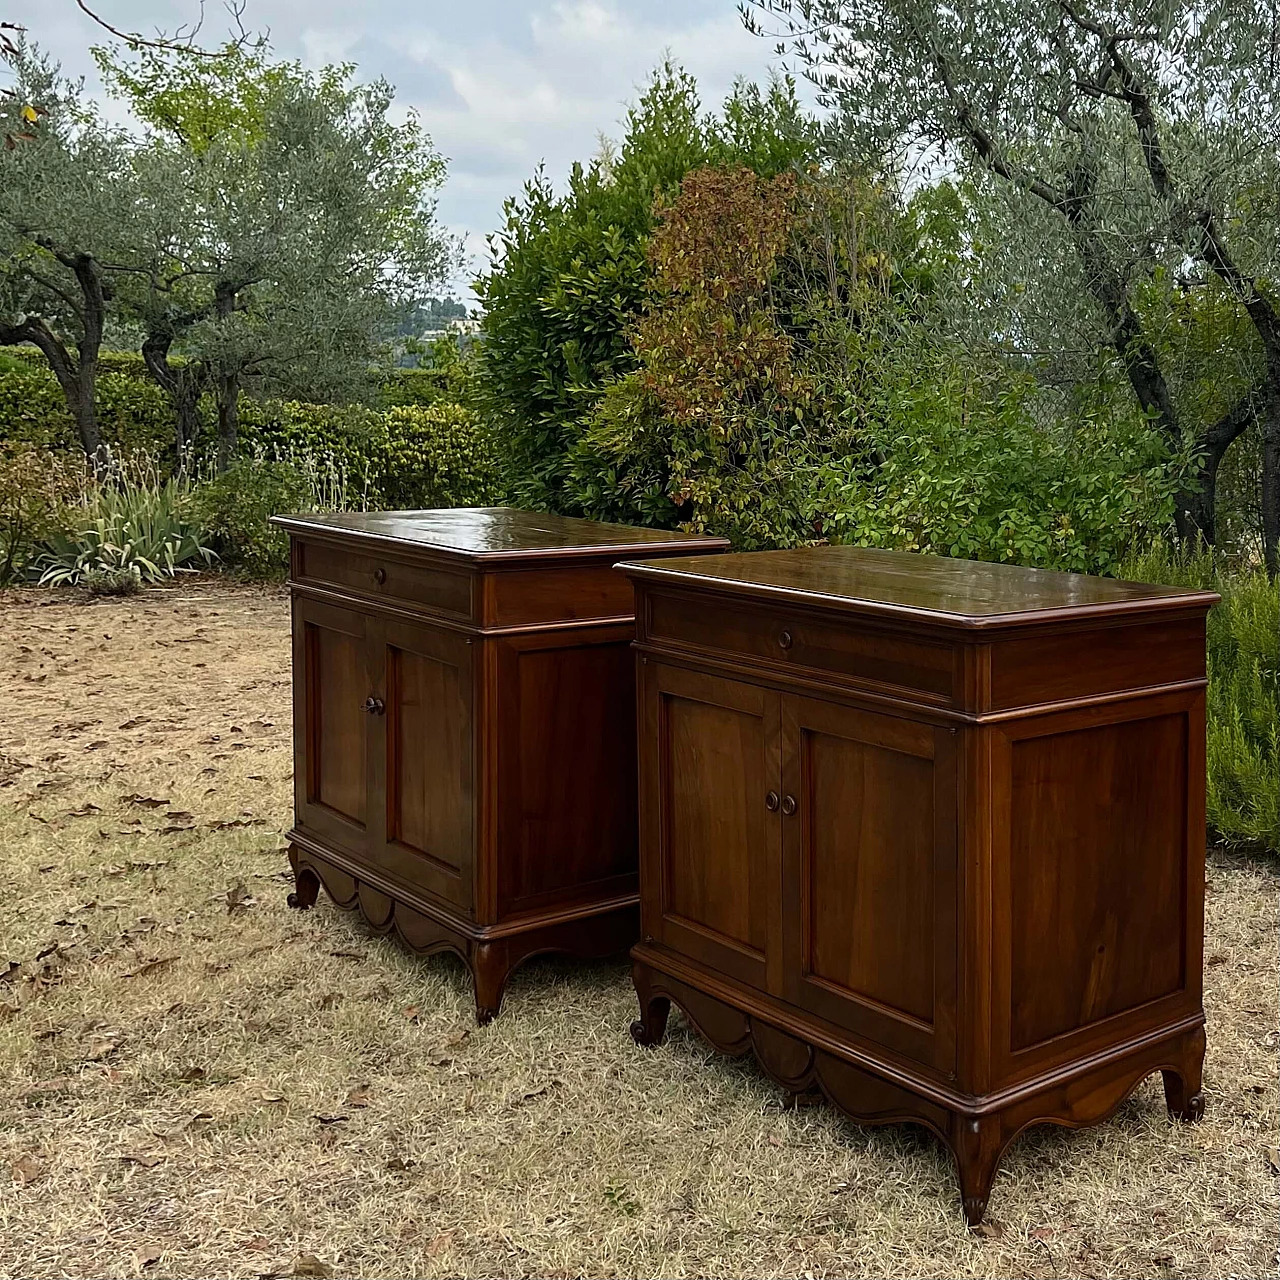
(120, 1151), (164, 1169)
(118, 717), (151, 729)
(165, 811), (195, 823)
(159, 823), (196, 835)
(427, 1231), (455, 1257)
(385, 1156), (416, 1172)
(292, 1255), (333, 1278)
(132, 1247), (161, 1272)
(178, 1066), (206, 1083)
(0, 960), (19, 983)
(210, 817), (264, 829)
(65, 803), (101, 817)
(1266, 1146), (1280, 1176)
(258, 1092), (286, 1104)
(9, 1153), (44, 1185)
(127, 860), (168, 873)
(345, 1084), (371, 1109)
(244, 1235), (272, 1252)
(767, 1132), (784, 1147)
(122, 794), (170, 809)
(402, 1005), (422, 1023)
(974, 1221), (1004, 1239)
(328, 949), (365, 960)
(226, 881), (256, 914)
(1029, 1225), (1057, 1241)
(123, 956), (178, 979)
(313, 1114), (348, 1125)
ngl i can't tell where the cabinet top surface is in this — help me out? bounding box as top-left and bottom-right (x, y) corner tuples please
(621, 545), (1218, 629)
(271, 507), (729, 561)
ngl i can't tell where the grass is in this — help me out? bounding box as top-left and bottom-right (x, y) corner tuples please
(0, 580), (1276, 1279)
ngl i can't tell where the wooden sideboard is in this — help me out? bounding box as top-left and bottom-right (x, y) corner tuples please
(272, 508), (727, 1021)
(620, 546), (1218, 1225)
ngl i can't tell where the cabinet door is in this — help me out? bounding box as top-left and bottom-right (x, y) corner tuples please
(292, 596), (375, 856)
(781, 696), (957, 1070)
(372, 618), (475, 913)
(640, 663), (782, 992)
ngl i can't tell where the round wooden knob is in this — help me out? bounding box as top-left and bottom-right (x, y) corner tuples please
(779, 630), (793, 650)
(765, 790), (780, 811)
(362, 696), (385, 715)
(372, 567), (387, 585)
(781, 794), (797, 816)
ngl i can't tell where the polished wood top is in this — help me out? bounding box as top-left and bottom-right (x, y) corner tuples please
(620, 546), (1219, 630)
(272, 508), (730, 563)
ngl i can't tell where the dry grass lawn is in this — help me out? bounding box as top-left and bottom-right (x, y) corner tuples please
(0, 580), (1276, 1280)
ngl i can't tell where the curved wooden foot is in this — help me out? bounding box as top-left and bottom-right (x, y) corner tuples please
(472, 941), (510, 1025)
(1163, 1025), (1206, 1121)
(951, 1113), (1005, 1228)
(630, 958), (672, 1046)
(286, 861), (320, 911)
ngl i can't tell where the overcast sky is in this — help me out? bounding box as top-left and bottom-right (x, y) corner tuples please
(36, 1), (812, 299)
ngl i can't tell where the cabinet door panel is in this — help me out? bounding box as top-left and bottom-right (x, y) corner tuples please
(293, 596), (373, 854)
(783, 697), (956, 1070)
(642, 664), (781, 991)
(375, 620), (474, 913)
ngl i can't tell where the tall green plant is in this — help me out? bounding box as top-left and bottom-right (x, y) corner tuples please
(474, 63), (820, 512)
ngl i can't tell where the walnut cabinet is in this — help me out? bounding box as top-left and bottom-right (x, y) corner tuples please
(273, 508), (727, 1020)
(621, 546), (1217, 1226)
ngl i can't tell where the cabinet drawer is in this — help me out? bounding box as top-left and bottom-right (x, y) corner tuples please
(296, 539), (474, 621)
(646, 591), (956, 704)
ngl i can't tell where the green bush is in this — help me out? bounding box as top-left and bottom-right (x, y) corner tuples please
(1122, 547), (1278, 853)
(0, 444), (82, 583)
(193, 460), (312, 579)
(475, 64), (819, 512)
(36, 463), (215, 586)
(379, 403), (505, 510)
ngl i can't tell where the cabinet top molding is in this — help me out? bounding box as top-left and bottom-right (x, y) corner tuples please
(270, 508), (729, 565)
(620, 546), (1219, 632)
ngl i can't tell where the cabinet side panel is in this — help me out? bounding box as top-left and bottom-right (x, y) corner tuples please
(309, 624), (367, 826)
(805, 732), (935, 1024)
(1009, 713), (1187, 1051)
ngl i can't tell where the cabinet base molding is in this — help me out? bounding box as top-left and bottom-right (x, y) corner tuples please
(289, 843), (637, 1022)
(631, 957), (1206, 1227)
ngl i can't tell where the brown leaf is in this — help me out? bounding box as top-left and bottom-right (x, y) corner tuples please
(1266, 1145), (1280, 1176)
(292, 1255), (333, 1278)
(132, 1246), (162, 1272)
(65, 803), (101, 817)
(210, 817), (264, 829)
(426, 1231), (455, 1257)
(178, 1066), (206, 1083)
(1029, 1225), (1057, 1241)
(244, 1235), (273, 1252)
(118, 717), (151, 729)
(120, 1151), (164, 1169)
(122, 955), (178, 979)
(385, 1156), (416, 1172)
(974, 1221), (1004, 1239)
(127, 860), (168, 872)
(122, 794), (171, 808)
(9, 1153), (44, 1185)
(344, 1084), (371, 1109)
(0, 959), (19, 983)
(402, 1005), (422, 1023)
(313, 1114), (348, 1125)
(165, 811), (195, 823)
(226, 881), (256, 914)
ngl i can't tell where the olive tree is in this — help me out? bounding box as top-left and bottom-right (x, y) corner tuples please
(745, 0), (1280, 571)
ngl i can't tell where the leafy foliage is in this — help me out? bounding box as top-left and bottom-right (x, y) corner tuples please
(474, 63), (820, 512)
(192, 460), (310, 579)
(0, 443), (79, 583)
(35, 463), (214, 585)
(1123, 547), (1278, 852)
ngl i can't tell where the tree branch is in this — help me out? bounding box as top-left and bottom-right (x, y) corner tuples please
(74, 0), (252, 57)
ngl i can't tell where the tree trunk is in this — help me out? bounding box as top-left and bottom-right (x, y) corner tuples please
(1262, 390), (1280, 578)
(216, 371), (239, 473)
(0, 315), (103, 460)
(141, 330), (203, 471)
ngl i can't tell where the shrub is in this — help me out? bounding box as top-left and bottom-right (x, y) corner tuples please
(193, 460), (312, 579)
(475, 64), (819, 512)
(1122, 547), (1278, 853)
(0, 444), (82, 583)
(380, 403), (505, 510)
(83, 564), (143, 596)
(36, 461), (215, 586)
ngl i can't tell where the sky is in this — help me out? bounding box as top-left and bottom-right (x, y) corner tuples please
(34, 0), (814, 300)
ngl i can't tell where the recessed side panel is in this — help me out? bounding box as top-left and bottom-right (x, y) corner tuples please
(1008, 713), (1188, 1052)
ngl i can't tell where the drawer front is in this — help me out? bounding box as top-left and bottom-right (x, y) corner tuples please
(646, 590), (956, 705)
(296, 538), (474, 622)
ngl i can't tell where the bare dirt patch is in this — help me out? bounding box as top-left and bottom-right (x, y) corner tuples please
(0, 580), (1275, 1279)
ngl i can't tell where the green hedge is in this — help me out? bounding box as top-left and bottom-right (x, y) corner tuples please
(0, 359), (503, 511)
